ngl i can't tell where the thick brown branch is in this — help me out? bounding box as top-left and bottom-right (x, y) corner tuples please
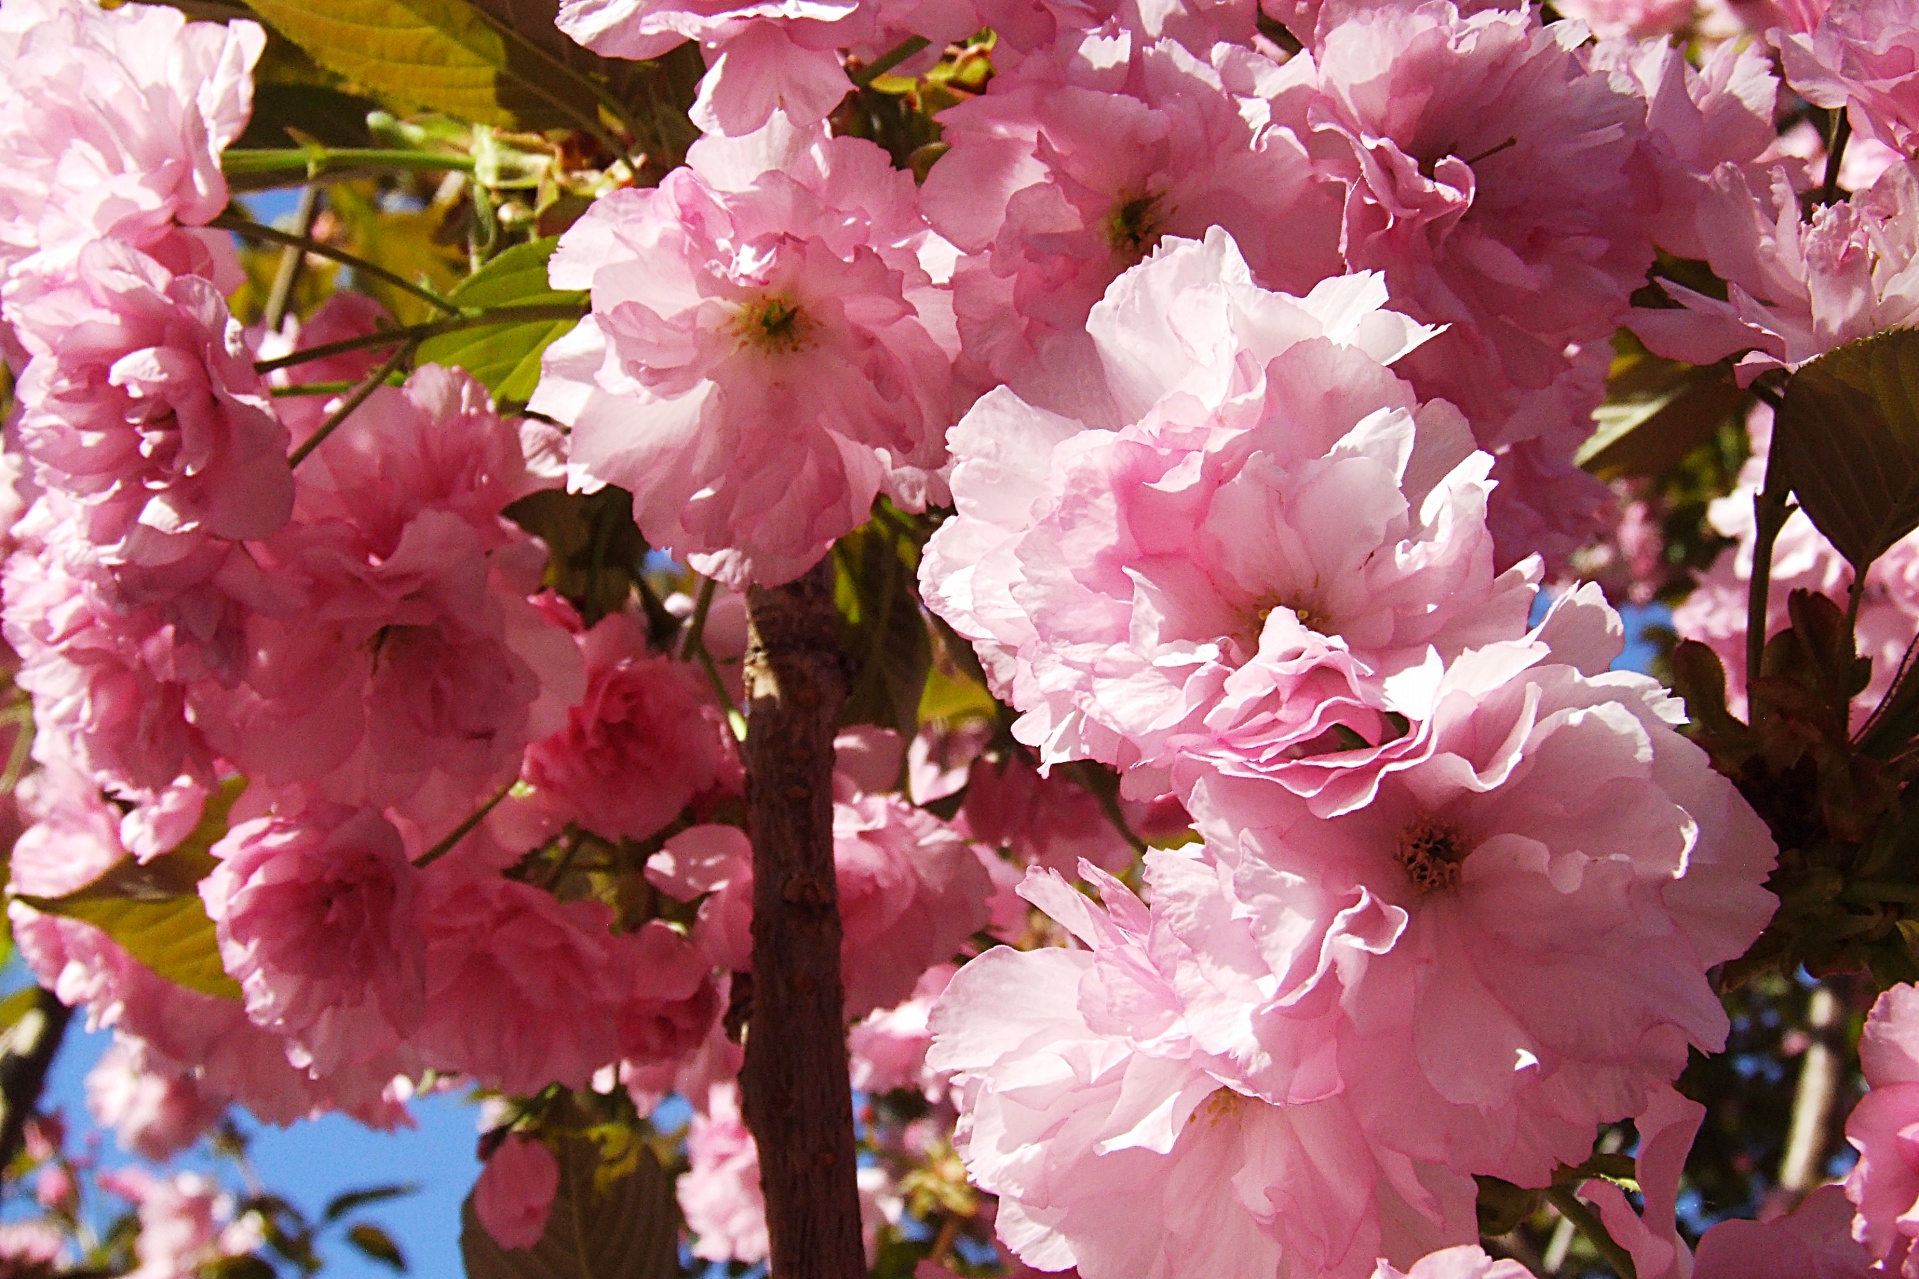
(740, 561), (863, 1279)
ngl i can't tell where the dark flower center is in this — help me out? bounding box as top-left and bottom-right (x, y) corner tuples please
(1395, 814), (1471, 895)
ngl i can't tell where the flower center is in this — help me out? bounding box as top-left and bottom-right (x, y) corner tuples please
(1256, 595), (1329, 636)
(1105, 191), (1166, 261)
(1190, 1087), (1252, 1128)
(733, 295), (812, 354)
(1395, 814), (1471, 895)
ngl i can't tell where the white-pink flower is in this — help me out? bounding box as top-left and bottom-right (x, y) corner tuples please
(1307, 1), (1653, 449)
(923, 228), (1535, 798)
(1845, 982), (1919, 1274)
(6, 240), (293, 565)
(1778, 0), (1919, 153)
(920, 30), (1343, 422)
(927, 864), (1478, 1279)
(1183, 607), (1777, 1186)
(678, 1080), (771, 1263)
(0, 0), (262, 278)
(1372, 1247), (1539, 1279)
(86, 1038), (227, 1161)
(534, 117), (958, 587)
(1633, 159), (1919, 381)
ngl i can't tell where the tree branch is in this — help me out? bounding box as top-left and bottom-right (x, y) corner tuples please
(0, 989), (72, 1181)
(739, 560), (864, 1279)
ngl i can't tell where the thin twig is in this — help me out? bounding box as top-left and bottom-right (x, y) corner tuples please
(222, 147), (478, 179)
(262, 185), (322, 334)
(211, 211), (458, 315)
(0, 991), (72, 1183)
(851, 35), (931, 85)
(1747, 443), (1793, 706)
(414, 778), (518, 869)
(1821, 109), (1853, 207)
(288, 341), (416, 468)
(1543, 1186), (1639, 1279)
(253, 304), (588, 374)
(680, 576), (719, 660)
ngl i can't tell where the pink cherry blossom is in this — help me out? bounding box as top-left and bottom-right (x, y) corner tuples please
(86, 1039), (227, 1160)
(5, 240), (293, 565)
(1371, 1247), (1538, 1279)
(1633, 159), (1919, 381)
(1845, 982), (1919, 1274)
(520, 611), (737, 841)
(1694, 1185), (1875, 1279)
(533, 117), (957, 587)
(0, 0), (262, 278)
(927, 865), (1479, 1279)
(923, 228), (1535, 798)
(1554, 0), (1694, 38)
(848, 962), (955, 1097)
(201, 805), (426, 1077)
(920, 30), (1343, 422)
(412, 863), (635, 1093)
(1778, 0), (1919, 153)
(473, 1135), (560, 1250)
(1576, 1088), (1705, 1279)
(1183, 619), (1777, 1186)
(679, 1080), (770, 1263)
(99, 1169), (246, 1279)
(1307, 1), (1654, 450)
(1590, 36), (1783, 262)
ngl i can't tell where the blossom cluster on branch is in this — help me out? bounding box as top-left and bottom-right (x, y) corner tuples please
(7, 0), (1919, 1275)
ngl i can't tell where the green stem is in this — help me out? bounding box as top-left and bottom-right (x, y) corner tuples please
(253, 303), (588, 374)
(288, 341), (417, 469)
(271, 381), (358, 398)
(851, 35), (930, 85)
(1544, 1186), (1639, 1279)
(210, 211), (457, 315)
(680, 576), (719, 661)
(1747, 443), (1793, 707)
(222, 147), (477, 179)
(414, 778), (517, 869)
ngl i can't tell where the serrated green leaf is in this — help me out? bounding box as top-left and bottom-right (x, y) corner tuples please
(416, 238), (585, 400)
(243, 0), (603, 132)
(18, 893), (238, 1000)
(347, 1224), (408, 1272)
(460, 1135), (678, 1279)
(325, 1184), (421, 1223)
(1774, 329), (1919, 574)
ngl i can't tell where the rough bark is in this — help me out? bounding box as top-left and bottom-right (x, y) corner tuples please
(739, 560), (864, 1279)
(0, 988), (71, 1182)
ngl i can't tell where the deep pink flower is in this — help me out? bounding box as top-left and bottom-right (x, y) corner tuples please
(927, 865), (1478, 1279)
(1845, 983), (1919, 1274)
(521, 612), (735, 841)
(474, 1136), (560, 1251)
(533, 117), (957, 586)
(202, 806), (426, 1077)
(923, 229), (1534, 798)
(6, 240), (292, 565)
(0, 0), (262, 277)
(920, 31), (1343, 422)
(1779, 0), (1919, 152)
(1307, 2), (1653, 450)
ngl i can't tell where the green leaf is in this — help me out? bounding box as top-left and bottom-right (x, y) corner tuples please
(503, 486), (646, 624)
(235, 82), (379, 153)
(242, 0), (604, 132)
(17, 893), (238, 999)
(836, 520), (933, 736)
(416, 238), (585, 400)
(1578, 350), (1746, 480)
(460, 1135), (678, 1279)
(324, 1184), (421, 1223)
(1772, 328), (1919, 573)
(11, 777), (248, 1000)
(347, 1224), (408, 1272)
(0, 987), (40, 1036)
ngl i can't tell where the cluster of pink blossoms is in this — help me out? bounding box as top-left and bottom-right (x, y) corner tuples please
(18, 0), (1919, 1267)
